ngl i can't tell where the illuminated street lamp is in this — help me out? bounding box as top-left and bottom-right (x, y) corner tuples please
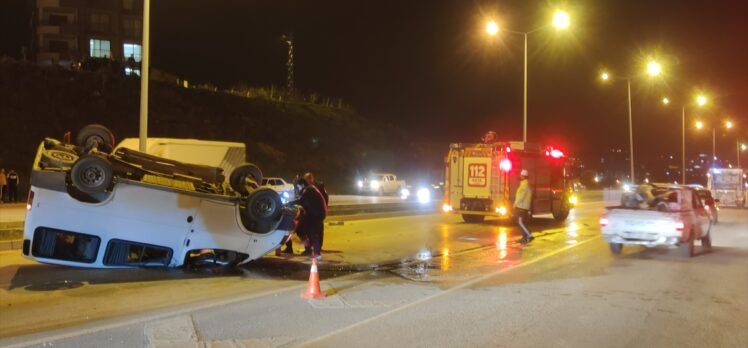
(738, 141), (746, 167)
(647, 61), (662, 77)
(485, 9), (571, 143)
(697, 94), (708, 106)
(696, 120), (734, 168)
(598, 60), (662, 183)
(485, 21), (499, 36)
(661, 93), (708, 184)
(552, 11), (571, 30)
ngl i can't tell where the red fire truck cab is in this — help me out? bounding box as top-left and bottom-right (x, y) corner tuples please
(443, 140), (575, 223)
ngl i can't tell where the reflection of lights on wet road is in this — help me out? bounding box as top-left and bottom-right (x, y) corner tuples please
(497, 228), (508, 259)
(417, 249), (432, 261)
(440, 225), (449, 240)
(497, 229), (507, 250)
(441, 248), (450, 271)
(567, 222), (579, 238)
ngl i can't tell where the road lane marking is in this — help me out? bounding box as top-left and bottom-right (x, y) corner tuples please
(144, 315), (199, 348)
(0, 269), (371, 348)
(297, 235), (602, 347)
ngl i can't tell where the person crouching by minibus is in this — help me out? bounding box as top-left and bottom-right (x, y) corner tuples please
(514, 169), (535, 244)
(291, 175), (328, 260)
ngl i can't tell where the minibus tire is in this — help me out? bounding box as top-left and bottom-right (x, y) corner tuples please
(244, 187), (282, 224)
(70, 155), (113, 194)
(230, 163), (263, 195)
(76, 124), (115, 153)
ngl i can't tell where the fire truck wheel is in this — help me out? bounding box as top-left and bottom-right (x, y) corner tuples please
(462, 214), (485, 223)
(552, 201), (570, 222)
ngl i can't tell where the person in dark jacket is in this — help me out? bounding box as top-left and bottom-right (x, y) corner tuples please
(6, 170), (19, 203)
(0, 169), (6, 203)
(291, 175), (327, 260)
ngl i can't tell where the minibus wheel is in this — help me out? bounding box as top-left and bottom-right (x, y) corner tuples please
(76, 124), (115, 153)
(230, 163), (263, 195)
(244, 187), (282, 224)
(71, 155), (113, 194)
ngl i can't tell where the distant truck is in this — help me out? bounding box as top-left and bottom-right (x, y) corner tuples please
(356, 173), (406, 195)
(443, 138), (575, 223)
(707, 168), (745, 208)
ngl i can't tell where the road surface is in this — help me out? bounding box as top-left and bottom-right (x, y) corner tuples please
(0, 197), (746, 347)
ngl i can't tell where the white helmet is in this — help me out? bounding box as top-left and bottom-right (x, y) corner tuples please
(520, 169), (529, 177)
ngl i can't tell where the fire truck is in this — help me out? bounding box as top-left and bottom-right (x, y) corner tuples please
(443, 136), (575, 223)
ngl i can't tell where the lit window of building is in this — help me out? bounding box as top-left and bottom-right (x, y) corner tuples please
(90, 39), (111, 58)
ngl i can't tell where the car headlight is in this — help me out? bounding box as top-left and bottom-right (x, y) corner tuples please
(370, 180), (380, 189)
(417, 188), (430, 204)
(282, 191), (290, 199)
(400, 188), (410, 200)
(357, 180), (363, 188)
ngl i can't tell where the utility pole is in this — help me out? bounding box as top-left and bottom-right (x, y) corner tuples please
(281, 34), (294, 93)
(139, 0), (150, 152)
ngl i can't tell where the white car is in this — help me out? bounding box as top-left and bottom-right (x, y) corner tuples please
(262, 177), (295, 203)
(22, 125), (295, 268)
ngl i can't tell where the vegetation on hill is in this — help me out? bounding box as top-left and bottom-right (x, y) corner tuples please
(0, 59), (444, 197)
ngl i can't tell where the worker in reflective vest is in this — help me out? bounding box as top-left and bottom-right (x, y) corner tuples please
(514, 169), (535, 243)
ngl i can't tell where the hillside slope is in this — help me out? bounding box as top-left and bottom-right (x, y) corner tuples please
(0, 60), (436, 196)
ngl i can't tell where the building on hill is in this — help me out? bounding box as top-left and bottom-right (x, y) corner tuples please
(34, 0), (143, 74)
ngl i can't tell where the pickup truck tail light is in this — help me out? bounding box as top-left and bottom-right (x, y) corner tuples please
(675, 221), (685, 232)
(599, 217), (609, 227)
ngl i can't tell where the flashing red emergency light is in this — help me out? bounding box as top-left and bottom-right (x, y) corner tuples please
(546, 146), (565, 159)
(500, 158), (512, 172)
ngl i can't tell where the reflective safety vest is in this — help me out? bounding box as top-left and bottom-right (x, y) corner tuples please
(514, 179), (532, 210)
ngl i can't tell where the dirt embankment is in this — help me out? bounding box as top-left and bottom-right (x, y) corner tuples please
(0, 60), (442, 197)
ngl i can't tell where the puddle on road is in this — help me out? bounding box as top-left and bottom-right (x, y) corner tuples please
(390, 261), (442, 282)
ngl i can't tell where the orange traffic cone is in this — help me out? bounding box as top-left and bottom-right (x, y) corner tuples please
(301, 259), (326, 299)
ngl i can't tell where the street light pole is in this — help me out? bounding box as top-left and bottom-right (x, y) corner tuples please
(712, 127), (716, 167)
(523, 32), (528, 143)
(682, 106), (686, 184)
(626, 78), (635, 182)
(738, 140), (742, 168)
(138, 0), (150, 152)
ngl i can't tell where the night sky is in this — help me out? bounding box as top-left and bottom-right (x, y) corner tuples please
(2, 0), (747, 167)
